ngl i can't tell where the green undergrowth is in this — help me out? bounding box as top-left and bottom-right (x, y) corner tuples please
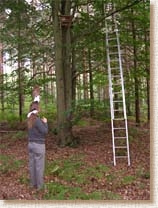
(0, 131), (27, 145)
(0, 154), (25, 174)
(45, 154), (110, 184)
(43, 182), (121, 200)
(44, 154), (121, 200)
(42, 153), (149, 200)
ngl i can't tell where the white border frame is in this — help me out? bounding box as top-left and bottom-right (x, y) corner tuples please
(0, 0), (156, 207)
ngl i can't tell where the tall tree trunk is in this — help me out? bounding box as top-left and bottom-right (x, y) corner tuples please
(17, 46), (23, 122)
(143, 1), (150, 122)
(71, 37), (76, 102)
(77, 75), (82, 100)
(52, 0), (75, 147)
(0, 43), (4, 113)
(146, 74), (150, 121)
(131, 9), (140, 125)
(17, 1), (23, 122)
(88, 48), (94, 117)
(144, 32), (150, 122)
(124, 46), (132, 116)
(83, 49), (88, 100)
(87, 4), (94, 117)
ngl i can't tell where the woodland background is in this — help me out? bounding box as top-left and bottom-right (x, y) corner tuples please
(0, 0), (150, 200)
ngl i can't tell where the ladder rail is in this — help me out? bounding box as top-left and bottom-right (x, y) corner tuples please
(106, 27), (114, 120)
(115, 21), (130, 166)
(115, 23), (127, 120)
(125, 118), (130, 166)
(106, 24), (116, 166)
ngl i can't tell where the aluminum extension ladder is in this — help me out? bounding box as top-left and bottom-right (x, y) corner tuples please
(105, 17), (130, 166)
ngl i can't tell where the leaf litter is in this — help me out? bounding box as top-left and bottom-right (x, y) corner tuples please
(0, 119), (150, 200)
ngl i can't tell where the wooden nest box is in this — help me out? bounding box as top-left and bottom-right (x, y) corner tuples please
(60, 15), (73, 27)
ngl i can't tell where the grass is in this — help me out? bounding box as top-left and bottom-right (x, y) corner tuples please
(44, 154), (123, 200)
(83, 164), (110, 180)
(45, 154), (85, 184)
(120, 175), (136, 185)
(0, 131), (27, 145)
(43, 182), (122, 200)
(46, 154), (110, 185)
(0, 154), (25, 174)
(44, 182), (105, 200)
(136, 166), (150, 179)
(0, 143), (8, 149)
(43, 153), (149, 200)
(10, 131), (27, 141)
(0, 111), (19, 122)
(76, 119), (90, 127)
(18, 175), (30, 185)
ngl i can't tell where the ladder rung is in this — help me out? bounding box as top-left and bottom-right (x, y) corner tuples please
(113, 127), (126, 130)
(108, 45), (118, 48)
(108, 30), (118, 34)
(110, 67), (119, 70)
(113, 92), (122, 94)
(108, 38), (117, 41)
(112, 75), (122, 78)
(111, 75), (121, 78)
(112, 83), (121, 86)
(115, 156), (128, 158)
(113, 118), (125, 120)
(115, 146), (127, 149)
(114, 137), (127, 139)
(109, 52), (118, 55)
(113, 100), (123, 102)
(110, 59), (119, 62)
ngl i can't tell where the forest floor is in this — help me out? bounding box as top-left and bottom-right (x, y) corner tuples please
(0, 118), (150, 201)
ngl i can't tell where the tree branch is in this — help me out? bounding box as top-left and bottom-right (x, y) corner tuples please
(74, 0), (144, 40)
(72, 60), (105, 80)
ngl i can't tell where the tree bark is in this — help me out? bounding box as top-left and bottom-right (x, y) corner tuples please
(83, 49), (89, 100)
(52, 0), (75, 147)
(88, 48), (94, 117)
(0, 43), (4, 113)
(17, 0), (23, 122)
(131, 9), (140, 125)
(143, 1), (150, 122)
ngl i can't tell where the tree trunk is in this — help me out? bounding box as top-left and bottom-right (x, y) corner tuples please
(144, 18), (150, 122)
(88, 48), (94, 117)
(0, 43), (4, 113)
(146, 76), (150, 121)
(17, 2), (23, 122)
(52, 0), (75, 147)
(131, 9), (140, 125)
(144, 32), (150, 122)
(83, 49), (89, 100)
(71, 37), (76, 102)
